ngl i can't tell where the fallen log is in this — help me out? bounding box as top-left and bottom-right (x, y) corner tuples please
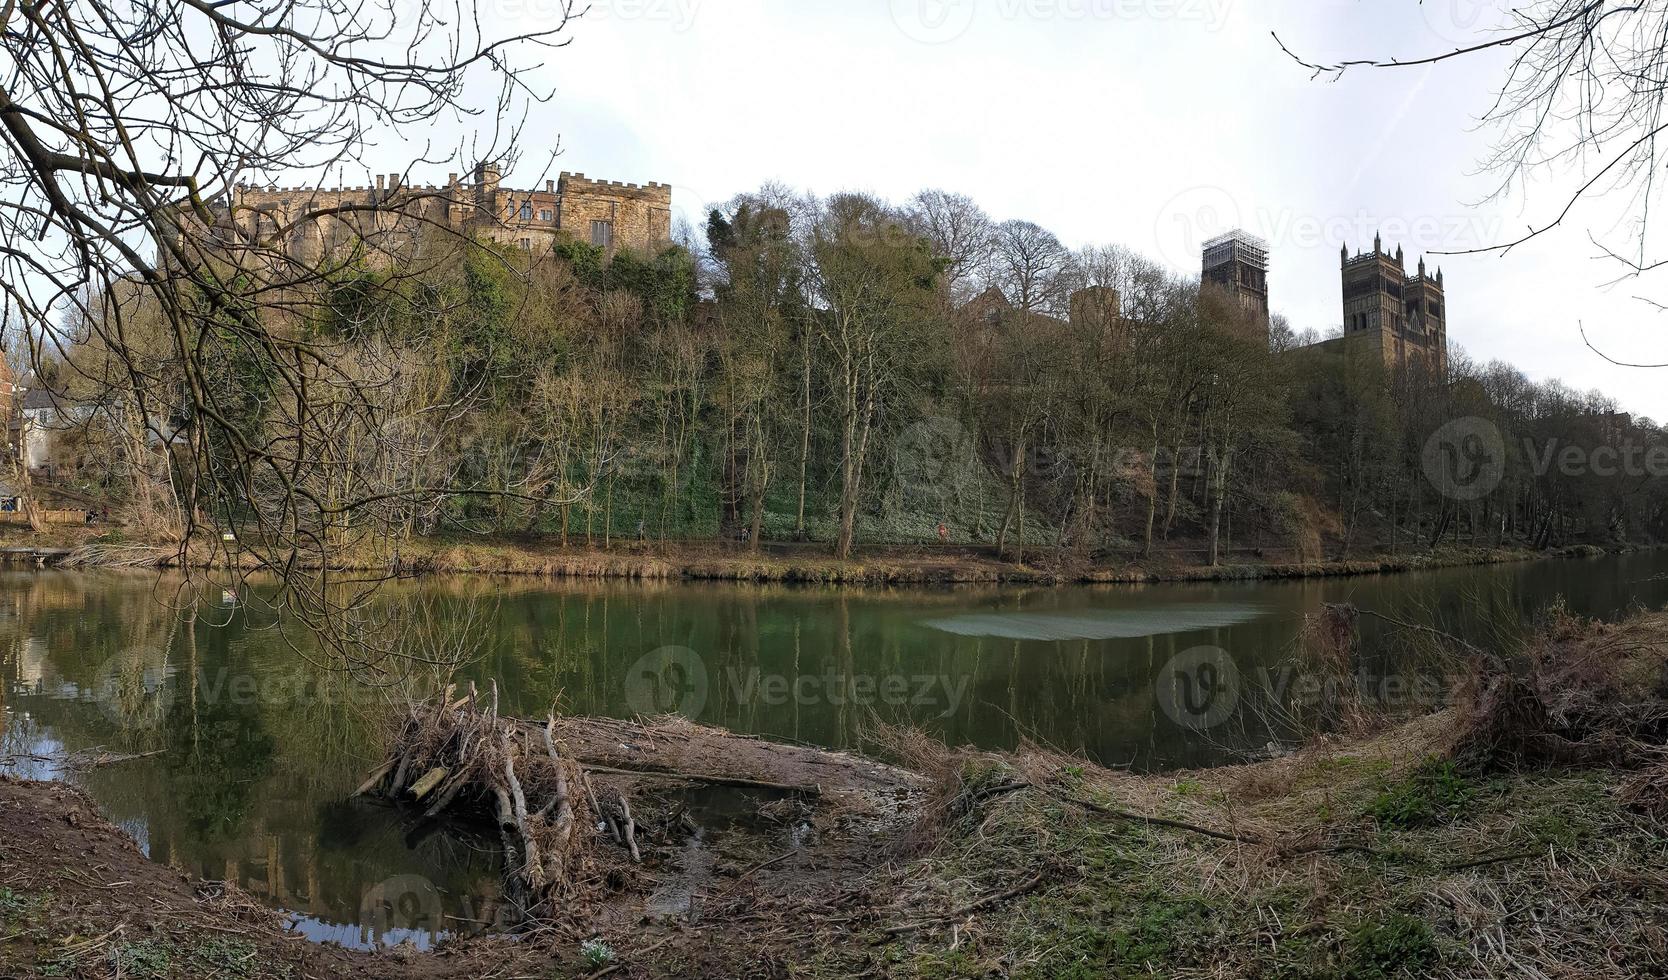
(409, 767), (450, 801)
(580, 763), (822, 798)
(352, 760), (396, 798)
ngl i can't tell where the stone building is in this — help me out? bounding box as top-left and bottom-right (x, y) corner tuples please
(217, 162), (673, 265)
(1201, 230), (1271, 336)
(1330, 233), (1448, 374)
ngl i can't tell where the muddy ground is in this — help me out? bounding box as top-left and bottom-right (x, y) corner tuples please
(0, 716), (927, 979)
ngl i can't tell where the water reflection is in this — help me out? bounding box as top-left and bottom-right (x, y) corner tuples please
(921, 603), (1271, 640)
(1, 554), (1666, 940)
(0, 574), (501, 950)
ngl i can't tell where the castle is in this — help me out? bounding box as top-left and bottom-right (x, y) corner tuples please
(1201, 228), (1450, 374)
(216, 162), (673, 264)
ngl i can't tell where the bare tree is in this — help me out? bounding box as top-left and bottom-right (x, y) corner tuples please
(807, 193), (943, 559)
(907, 189), (993, 303)
(0, 0), (581, 666)
(987, 219), (1071, 315)
(1278, 2), (1668, 315)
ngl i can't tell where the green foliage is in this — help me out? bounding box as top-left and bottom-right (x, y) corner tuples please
(0, 887), (44, 923)
(107, 939), (174, 978)
(608, 246), (697, 323)
(1367, 758), (1475, 829)
(580, 938), (617, 969)
(188, 937), (276, 977)
(1003, 888), (1219, 979)
(1344, 914), (1438, 979)
(455, 244), (516, 381)
(320, 264), (401, 339)
(552, 236), (607, 283)
(550, 237), (696, 324)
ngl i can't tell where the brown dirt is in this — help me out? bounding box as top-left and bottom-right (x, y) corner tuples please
(0, 716), (924, 979)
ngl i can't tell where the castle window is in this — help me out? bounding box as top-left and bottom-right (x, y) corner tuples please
(520, 201), (533, 221)
(591, 220), (614, 249)
(540, 209), (554, 222)
(520, 238), (531, 250)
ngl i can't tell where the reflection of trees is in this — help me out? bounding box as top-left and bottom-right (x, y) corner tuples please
(5, 560), (1652, 930)
(162, 692), (276, 842)
(0, 572), (481, 930)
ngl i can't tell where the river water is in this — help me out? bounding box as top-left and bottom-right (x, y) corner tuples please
(3, 552), (1665, 947)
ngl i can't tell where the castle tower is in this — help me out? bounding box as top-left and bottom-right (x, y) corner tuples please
(1201, 229), (1270, 337)
(1340, 236), (1448, 374)
(1403, 255), (1448, 375)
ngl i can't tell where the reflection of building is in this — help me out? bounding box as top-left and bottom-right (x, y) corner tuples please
(219, 162), (673, 265)
(1201, 230), (1270, 336)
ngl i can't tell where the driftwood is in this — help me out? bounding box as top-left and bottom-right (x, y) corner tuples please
(358, 690), (600, 923)
(409, 767), (449, 800)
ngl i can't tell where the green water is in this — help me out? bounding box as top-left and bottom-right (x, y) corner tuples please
(3, 553), (1666, 947)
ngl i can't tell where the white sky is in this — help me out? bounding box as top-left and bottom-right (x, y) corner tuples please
(378, 0), (1668, 419)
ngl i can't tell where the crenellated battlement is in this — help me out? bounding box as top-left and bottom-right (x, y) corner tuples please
(1337, 231), (1449, 374)
(232, 167), (672, 202)
(217, 162), (674, 258)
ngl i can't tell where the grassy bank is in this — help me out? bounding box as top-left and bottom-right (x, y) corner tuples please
(4, 607), (1667, 977)
(38, 525), (1620, 586)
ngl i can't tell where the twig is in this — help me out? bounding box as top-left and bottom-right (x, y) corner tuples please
(735, 848), (797, 882)
(1061, 791), (1265, 845)
(883, 871), (1048, 935)
(618, 794), (641, 864)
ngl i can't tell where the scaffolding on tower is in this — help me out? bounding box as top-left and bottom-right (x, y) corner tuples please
(1201, 230), (1270, 275)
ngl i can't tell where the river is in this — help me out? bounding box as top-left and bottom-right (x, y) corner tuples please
(2, 551), (1664, 947)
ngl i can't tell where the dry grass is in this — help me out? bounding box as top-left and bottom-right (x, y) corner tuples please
(1446, 605), (1668, 773)
(862, 606), (1668, 980)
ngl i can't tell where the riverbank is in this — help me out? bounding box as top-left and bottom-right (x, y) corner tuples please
(4, 607), (1666, 978)
(34, 525), (1627, 586)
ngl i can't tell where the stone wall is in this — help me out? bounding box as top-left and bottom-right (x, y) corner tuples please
(219, 164), (673, 267)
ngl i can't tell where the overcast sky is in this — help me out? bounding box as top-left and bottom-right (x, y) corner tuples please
(395, 0), (1668, 418)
